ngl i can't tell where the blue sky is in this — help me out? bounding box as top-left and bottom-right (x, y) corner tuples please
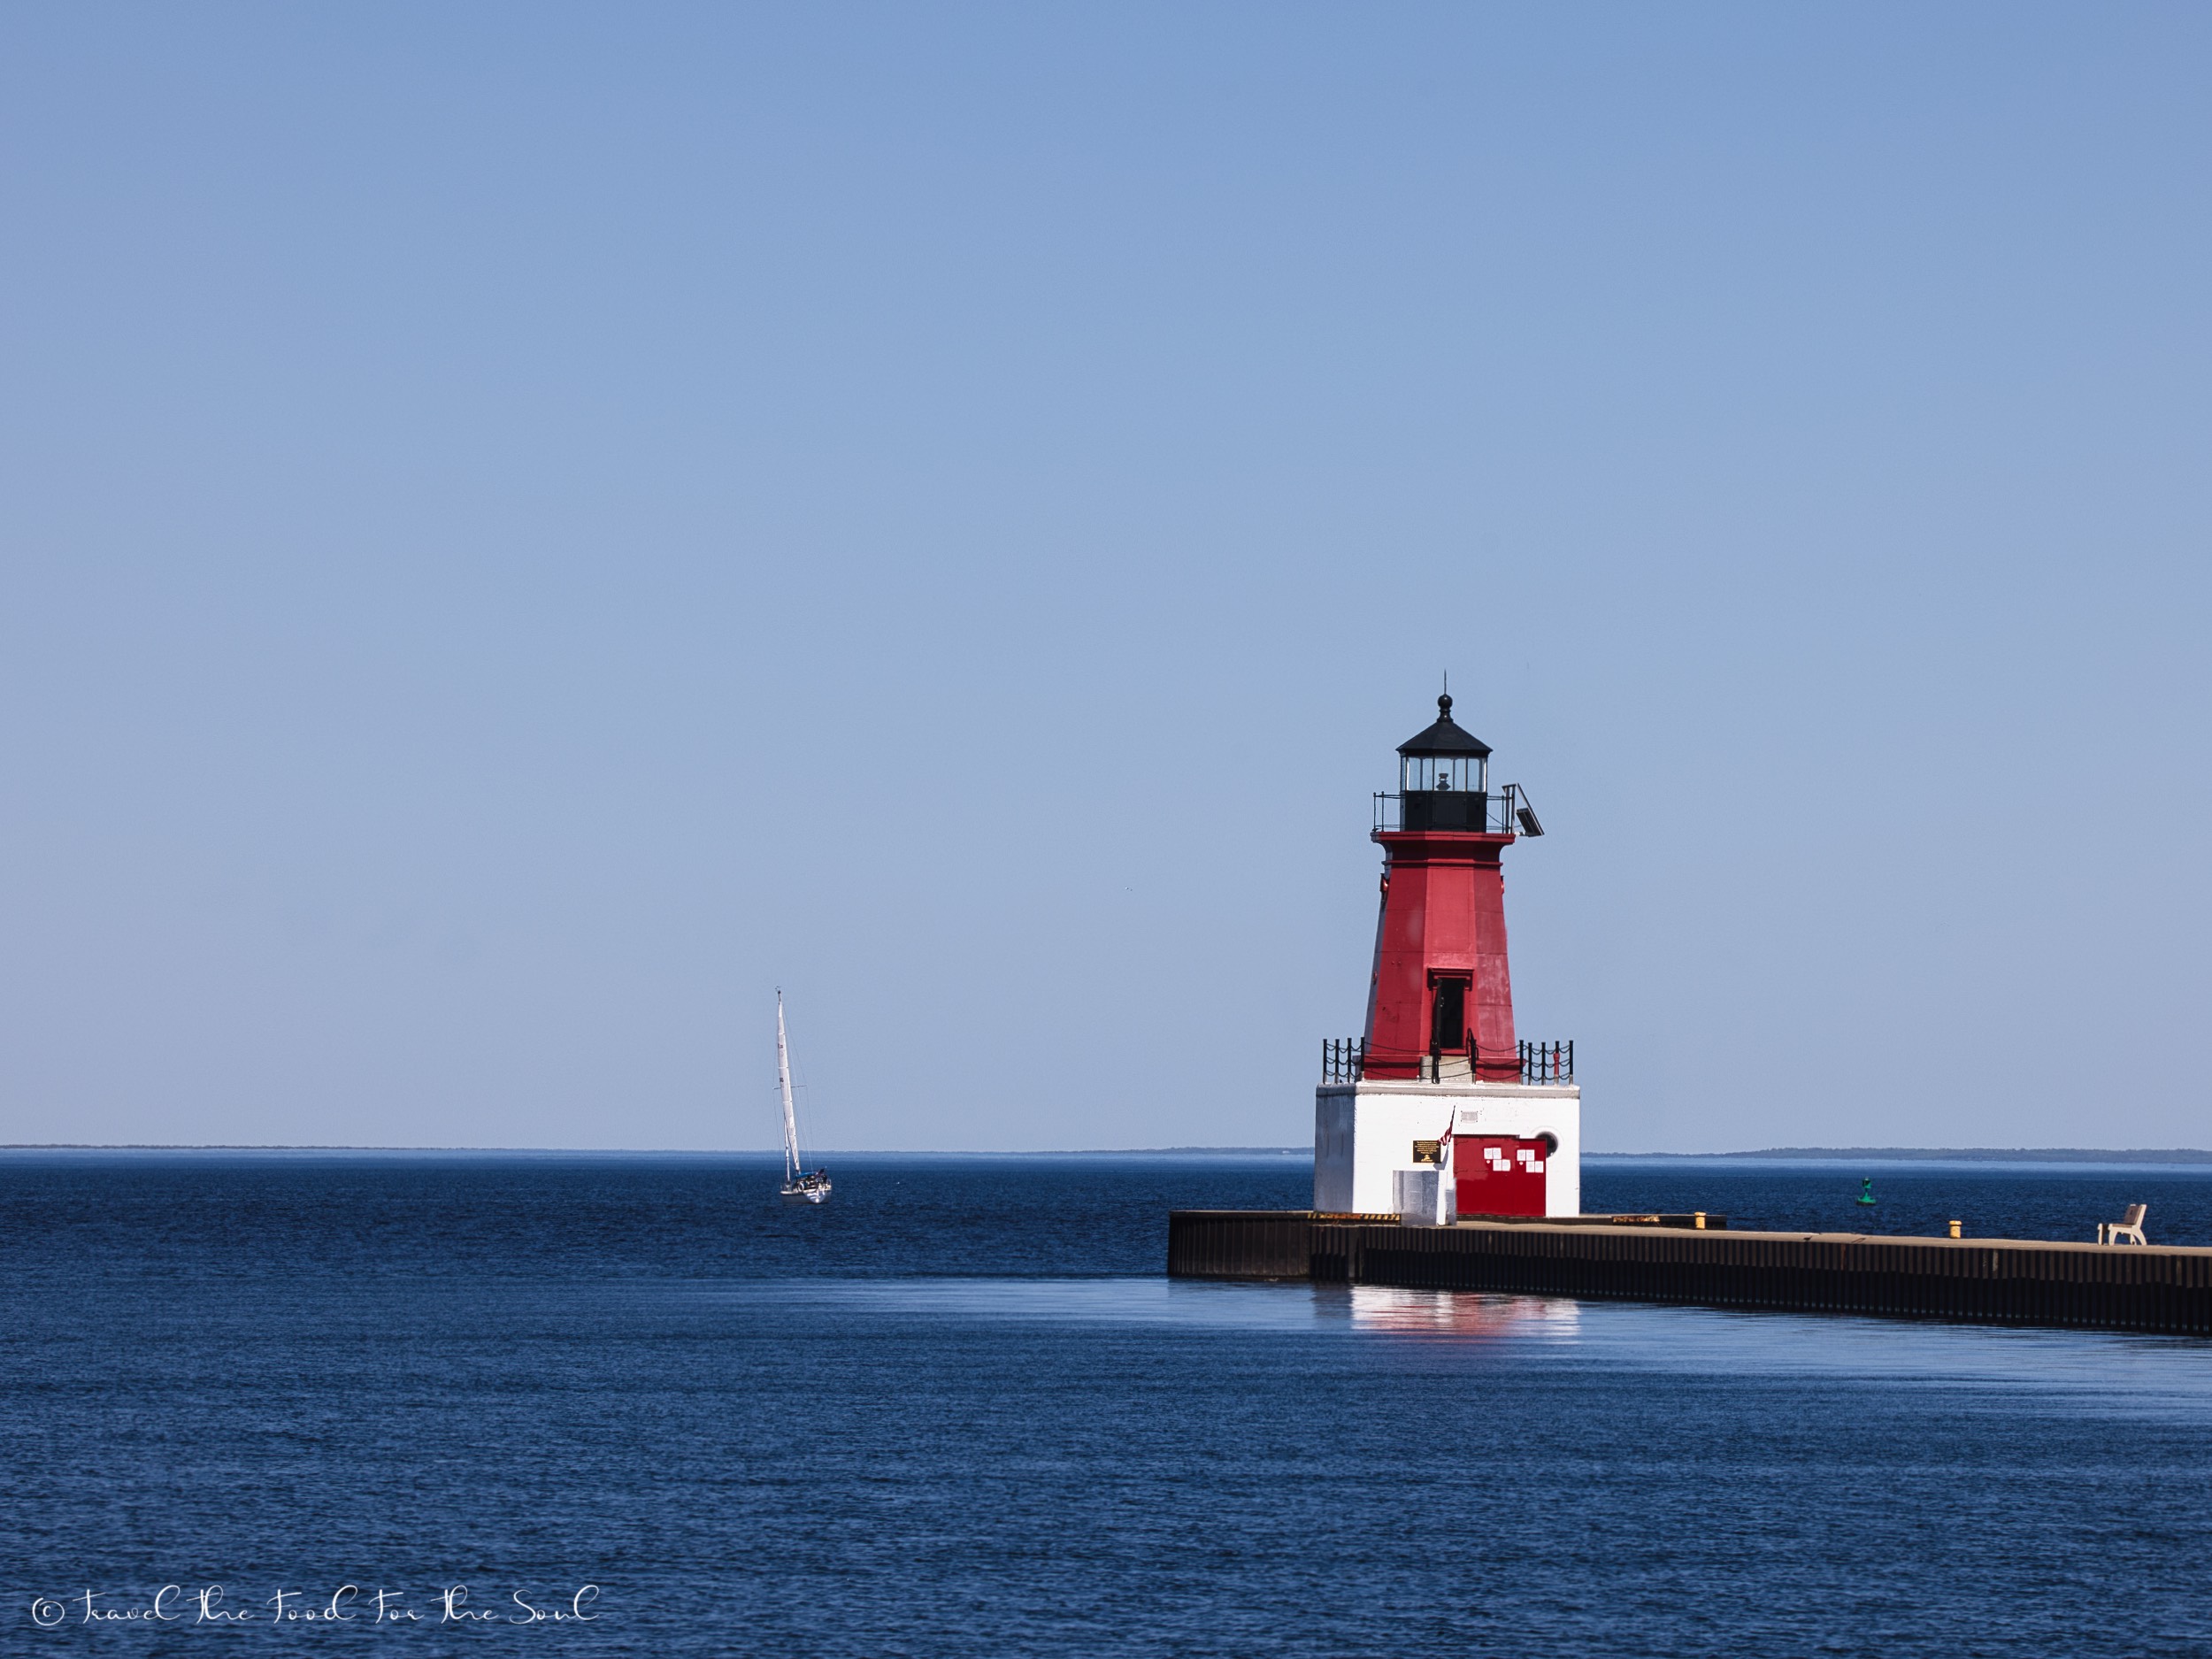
(1, 4), (2206, 1150)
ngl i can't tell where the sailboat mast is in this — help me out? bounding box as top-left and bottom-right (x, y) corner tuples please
(776, 991), (803, 1182)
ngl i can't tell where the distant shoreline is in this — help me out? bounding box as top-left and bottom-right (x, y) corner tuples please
(4, 1143), (2210, 1163)
(1594, 1148), (2212, 1164)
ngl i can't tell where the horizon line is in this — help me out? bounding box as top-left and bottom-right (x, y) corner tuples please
(6, 1142), (2212, 1161)
(0, 1142), (1311, 1155)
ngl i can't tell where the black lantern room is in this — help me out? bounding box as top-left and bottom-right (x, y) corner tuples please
(1396, 694), (1493, 832)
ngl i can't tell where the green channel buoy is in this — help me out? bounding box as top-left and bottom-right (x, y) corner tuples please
(1855, 1177), (1878, 1207)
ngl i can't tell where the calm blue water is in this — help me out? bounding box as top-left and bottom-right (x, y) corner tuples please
(5, 1152), (2212, 1656)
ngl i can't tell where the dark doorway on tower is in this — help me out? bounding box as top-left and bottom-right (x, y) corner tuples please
(1429, 975), (1471, 1053)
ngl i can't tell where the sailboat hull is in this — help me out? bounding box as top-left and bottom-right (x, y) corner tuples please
(780, 1174), (833, 1205)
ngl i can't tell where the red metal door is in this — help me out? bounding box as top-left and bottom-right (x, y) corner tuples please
(1454, 1136), (1549, 1218)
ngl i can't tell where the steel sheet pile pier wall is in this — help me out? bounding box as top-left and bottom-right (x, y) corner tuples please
(1167, 1211), (2212, 1335)
(1167, 1210), (1316, 1279)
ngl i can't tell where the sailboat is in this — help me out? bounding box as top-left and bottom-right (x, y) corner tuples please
(774, 991), (832, 1205)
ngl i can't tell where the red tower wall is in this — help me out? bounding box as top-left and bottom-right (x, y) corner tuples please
(1362, 830), (1519, 1081)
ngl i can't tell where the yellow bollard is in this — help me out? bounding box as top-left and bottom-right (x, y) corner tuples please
(1948, 1219), (1962, 1239)
(1694, 1211), (1706, 1230)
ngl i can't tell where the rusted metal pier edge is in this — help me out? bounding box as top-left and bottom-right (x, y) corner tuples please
(1166, 1210), (2212, 1335)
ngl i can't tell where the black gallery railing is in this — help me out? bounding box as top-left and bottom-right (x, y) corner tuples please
(1371, 783), (1544, 836)
(1319, 1038), (1575, 1086)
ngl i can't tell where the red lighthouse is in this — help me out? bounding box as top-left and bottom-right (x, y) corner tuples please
(1363, 693), (1533, 1084)
(1315, 696), (1578, 1220)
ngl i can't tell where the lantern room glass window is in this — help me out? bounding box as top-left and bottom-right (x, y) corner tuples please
(1401, 754), (1486, 794)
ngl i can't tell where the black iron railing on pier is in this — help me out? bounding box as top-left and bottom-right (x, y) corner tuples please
(1372, 783), (1543, 836)
(1519, 1040), (1574, 1083)
(1319, 1038), (1574, 1085)
(1321, 1038), (1365, 1083)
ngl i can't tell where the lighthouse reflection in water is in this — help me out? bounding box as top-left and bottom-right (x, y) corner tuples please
(1337, 1284), (1583, 1339)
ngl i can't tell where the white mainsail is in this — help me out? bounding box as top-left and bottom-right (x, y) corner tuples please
(776, 990), (803, 1185)
(772, 991), (830, 1203)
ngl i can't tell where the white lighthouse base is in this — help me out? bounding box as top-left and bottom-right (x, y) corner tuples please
(1314, 1080), (1582, 1219)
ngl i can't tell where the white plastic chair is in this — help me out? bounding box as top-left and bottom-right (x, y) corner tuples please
(2098, 1203), (2147, 1246)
